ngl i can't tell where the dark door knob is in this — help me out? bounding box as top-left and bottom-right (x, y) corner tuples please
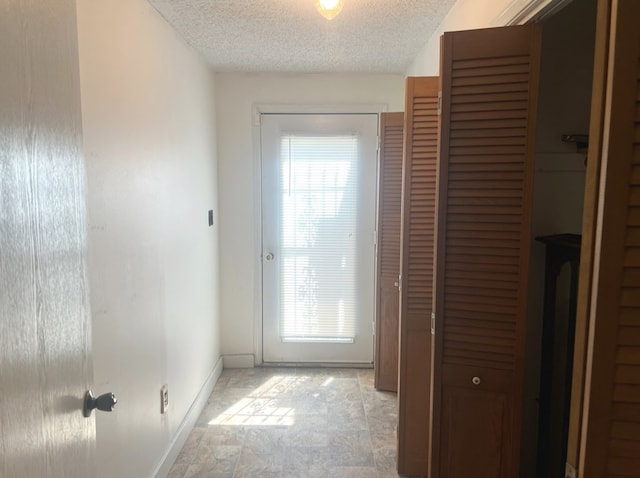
(83, 390), (117, 417)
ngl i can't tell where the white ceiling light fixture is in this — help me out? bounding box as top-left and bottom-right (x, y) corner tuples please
(315, 0), (344, 20)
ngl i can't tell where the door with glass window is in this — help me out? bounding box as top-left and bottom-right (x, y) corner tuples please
(261, 113), (378, 363)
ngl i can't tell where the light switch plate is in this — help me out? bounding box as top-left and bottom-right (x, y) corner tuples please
(160, 384), (169, 414)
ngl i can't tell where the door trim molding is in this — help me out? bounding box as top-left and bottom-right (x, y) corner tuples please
(252, 103), (389, 365)
(494, 0), (573, 26)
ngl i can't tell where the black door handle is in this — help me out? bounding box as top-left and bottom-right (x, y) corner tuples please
(83, 390), (117, 417)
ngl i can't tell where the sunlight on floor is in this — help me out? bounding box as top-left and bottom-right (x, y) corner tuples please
(207, 373), (351, 426)
(208, 375), (305, 426)
(169, 368), (399, 478)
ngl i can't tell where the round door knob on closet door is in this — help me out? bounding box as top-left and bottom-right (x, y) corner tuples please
(471, 376), (481, 386)
(265, 252), (274, 261)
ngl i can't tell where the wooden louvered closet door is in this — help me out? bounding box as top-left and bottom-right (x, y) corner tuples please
(431, 25), (541, 478)
(375, 112), (403, 392)
(397, 76), (439, 475)
(579, 1), (640, 475)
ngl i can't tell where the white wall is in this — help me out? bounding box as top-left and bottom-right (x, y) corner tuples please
(215, 73), (405, 365)
(76, 0), (220, 476)
(406, 0), (516, 75)
(406, 0), (564, 76)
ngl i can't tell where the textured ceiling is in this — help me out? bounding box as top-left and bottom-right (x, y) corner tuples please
(148, 0), (457, 73)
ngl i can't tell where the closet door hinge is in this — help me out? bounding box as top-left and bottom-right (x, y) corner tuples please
(431, 312), (436, 335)
(437, 91), (442, 116)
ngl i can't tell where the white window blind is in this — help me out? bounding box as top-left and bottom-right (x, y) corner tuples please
(279, 134), (359, 342)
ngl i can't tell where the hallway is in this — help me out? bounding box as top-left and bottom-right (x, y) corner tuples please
(168, 368), (399, 478)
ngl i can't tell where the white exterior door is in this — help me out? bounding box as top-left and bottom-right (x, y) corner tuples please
(261, 113), (378, 363)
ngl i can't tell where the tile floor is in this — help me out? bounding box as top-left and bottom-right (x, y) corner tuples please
(167, 367), (400, 478)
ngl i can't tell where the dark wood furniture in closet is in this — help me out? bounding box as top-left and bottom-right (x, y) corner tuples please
(536, 234), (581, 478)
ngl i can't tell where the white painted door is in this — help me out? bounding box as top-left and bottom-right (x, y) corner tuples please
(261, 113), (378, 363)
(0, 2), (95, 476)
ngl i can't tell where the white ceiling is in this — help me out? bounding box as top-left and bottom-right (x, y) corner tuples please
(148, 0), (457, 74)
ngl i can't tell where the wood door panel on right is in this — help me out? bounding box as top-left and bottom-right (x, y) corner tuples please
(441, 387), (511, 477)
(440, 364), (513, 477)
(579, 1), (640, 475)
(432, 24), (542, 478)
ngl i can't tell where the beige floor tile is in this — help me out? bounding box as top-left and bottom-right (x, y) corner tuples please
(170, 367), (399, 478)
(327, 430), (375, 466)
(189, 445), (241, 475)
(373, 447), (399, 476)
(174, 428), (206, 465)
(234, 446), (285, 476)
(196, 426), (246, 451)
(369, 424), (397, 451)
(289, 413), (328, 430)
(282, 446), (333, 477)
(284, 427), (331, 447)
(167, 463), (189, 478)
(184, 461), (234, 478)
(328, 466), (378, 477)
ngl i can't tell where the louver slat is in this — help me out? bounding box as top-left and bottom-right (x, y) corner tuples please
(374, 112), (404, 393)
(397, 77), (439, 476)
(432, 25), (541, 478)
(609, 101), (640, 478)
(444, 46), (535, 369)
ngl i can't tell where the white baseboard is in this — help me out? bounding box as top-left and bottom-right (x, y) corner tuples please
(222, 354), (255, 368)
(153, 356), (224, 478)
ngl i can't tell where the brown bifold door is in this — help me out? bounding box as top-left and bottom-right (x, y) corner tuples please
(430, 25), (542, 477)
(578, 0), (640, 475)
(397, 77), (439, 475)
(375, 112), (404, 392)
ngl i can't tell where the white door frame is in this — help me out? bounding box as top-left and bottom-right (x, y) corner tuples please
(251, 103), (389, 365)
